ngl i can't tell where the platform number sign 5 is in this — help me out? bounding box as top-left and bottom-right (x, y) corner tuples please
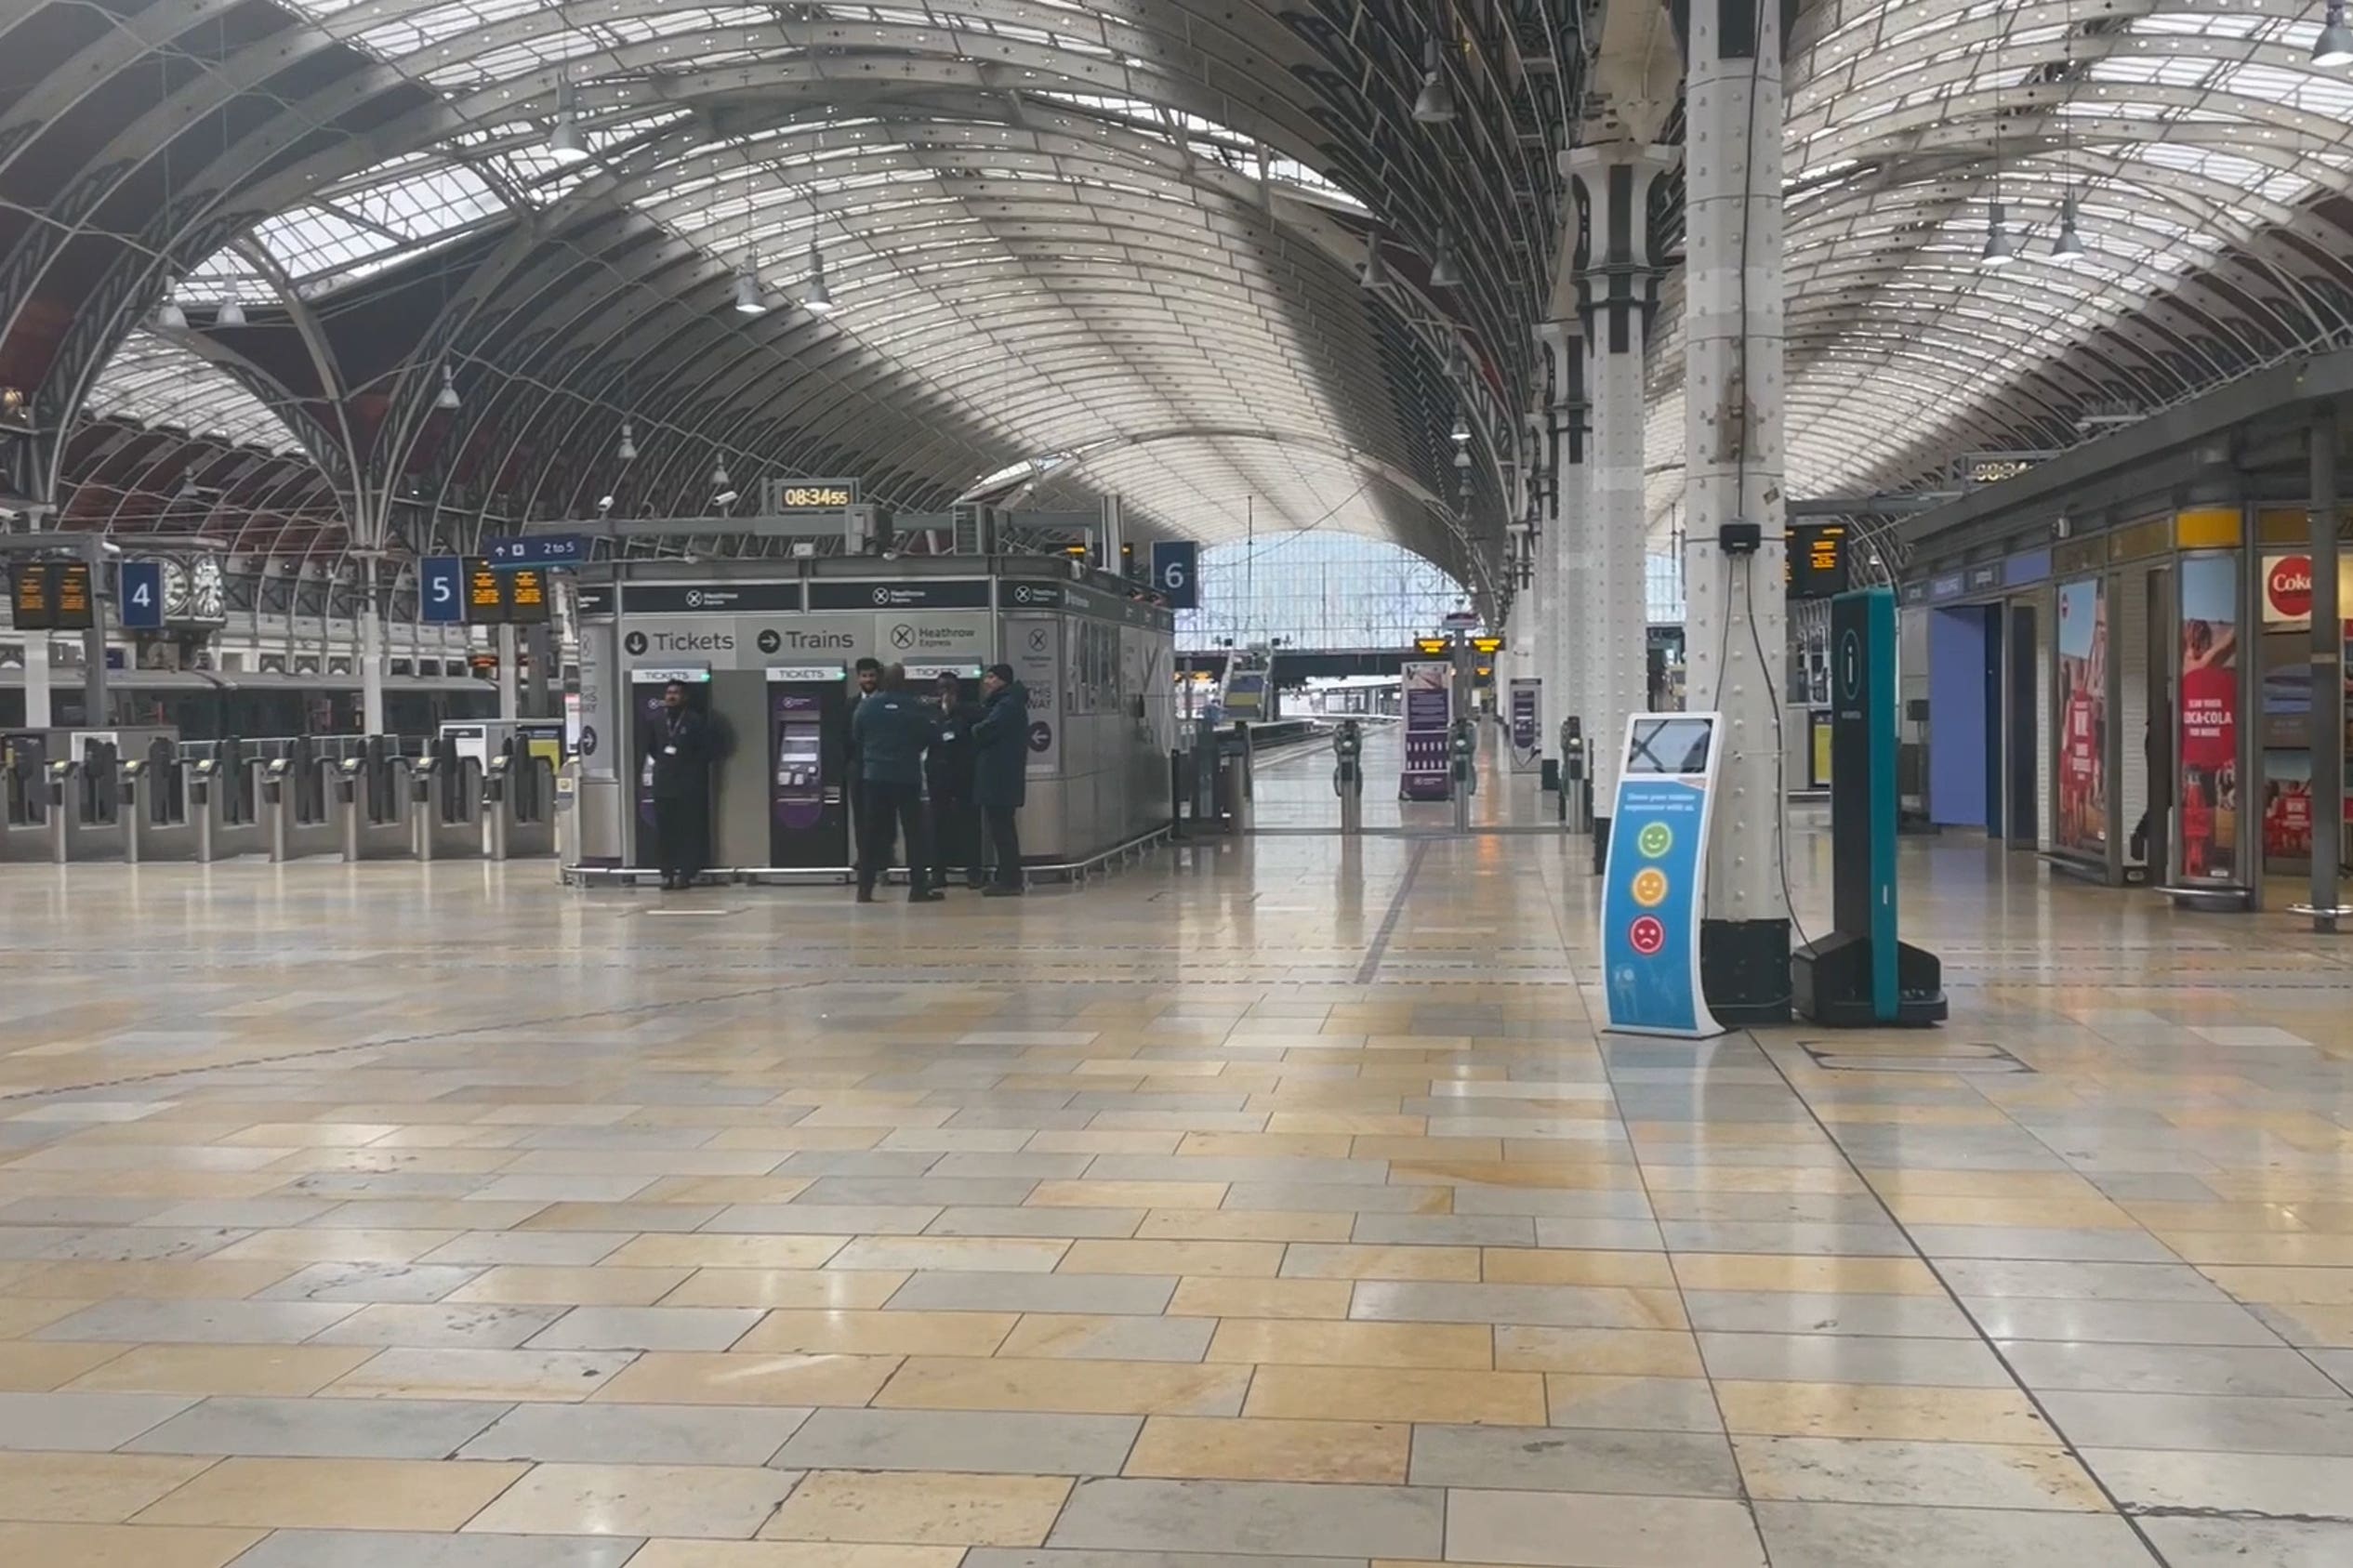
(420, 555), (466, 625)
(119, 560), (165, 630)
(1150, 540), (1198, 611)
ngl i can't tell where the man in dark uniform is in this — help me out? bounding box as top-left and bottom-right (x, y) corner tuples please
(646, 680), (713, 890)
(850, 663), (941, 903)
(845, 657), (882, 883)
(972, 662), (1028, 897)
(928, 670), (985, 888)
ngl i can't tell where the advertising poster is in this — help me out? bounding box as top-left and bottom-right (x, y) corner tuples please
(1508, 679), (1540, 771)
(2176, 554), (2239, 881)
(2055, 576), (2108, 854)
(1401, 660), (1453, 800)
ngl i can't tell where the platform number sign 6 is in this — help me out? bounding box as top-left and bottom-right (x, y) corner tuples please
(1150, 540), (1198, 611)
(119, 560), (165, 630)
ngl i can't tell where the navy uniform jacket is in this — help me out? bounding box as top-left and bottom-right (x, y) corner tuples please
(971, 683), (1029, 809)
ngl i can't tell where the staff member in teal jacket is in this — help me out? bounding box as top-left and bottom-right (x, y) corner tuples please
(849, 663), (941, 903)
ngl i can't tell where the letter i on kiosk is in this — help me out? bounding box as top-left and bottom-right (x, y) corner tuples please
(1600, 714), (1725, 1037)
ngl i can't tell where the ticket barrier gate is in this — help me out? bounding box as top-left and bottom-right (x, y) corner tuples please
(1332, 719), (1365, 836)
(0, 738), (51, 862)
(44, 744), (123, 862)
(411, 750), (484, 862)
(1212, 722), (1255, 836)
(486, 751), (557, 860)
(121, 748), (266, 863)
(262, 757), (340, 862)
(333, 753), (414, 862)
(1449, 718), (1477, 833)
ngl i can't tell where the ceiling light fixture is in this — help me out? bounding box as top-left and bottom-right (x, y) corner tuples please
(216, 296), (247, 327)
(1361, 232), (1389, 289)
(733, 262), (767, 315)
(1413, 37), (1456, 124)
(616, 420), (637, 463)
(1430, 241), (1463, 288)
(1451, 415), (1472, 444)
(710, 458), (731, 490)
(1980, 202), (2017, 268)
(549, 77), (589, 163)
(2318, 0), (2353, 65)
(156, 283), (188, 330)
(802, 245), (836, 314)
(435, 364), (461, 411)
(2052, 194), (2084, 261)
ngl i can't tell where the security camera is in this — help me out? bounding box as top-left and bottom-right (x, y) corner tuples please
(596, 495), (615, 514)
(712, 490), (739, 509)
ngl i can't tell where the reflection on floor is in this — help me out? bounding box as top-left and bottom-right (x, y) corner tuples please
(0, 721), (2347, 1566)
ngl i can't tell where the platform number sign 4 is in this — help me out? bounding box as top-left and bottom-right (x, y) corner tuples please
(120, 560), (164, 630)
(1150, 540), (1198, 611)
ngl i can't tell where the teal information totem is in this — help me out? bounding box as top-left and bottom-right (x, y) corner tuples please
(1793, 586), (1947, 1026)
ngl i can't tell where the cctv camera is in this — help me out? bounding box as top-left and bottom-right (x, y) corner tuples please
(597, 495), (615, 513)
(713, 490), (739, 508)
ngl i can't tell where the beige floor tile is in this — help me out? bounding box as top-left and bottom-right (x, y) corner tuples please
(7, 1263), (296, 1300)
(1024, 1132), (1183, 1156)
(760, 1470), (1070, 1547)
(1387, 1161), (1629, 1192)
(591, 1351), (901, 1407)
(1482, 1250), (1677, 1289)
(705, 1129), (889, 1153)
(1668, 1255), (1944, 1296)
(1207, 1318), (1492, 1369)
(1732, 1434), (2110, 1511)
(734, 1311), (1016, 1358)
(635, 1178), (818, 1206)
(1713, 1381), (2055, 1443)
(1058, 1240), (1285, 1278)
(1348, 1137), (1505, 1161)
(0, 1522), (263, 1568)
(663, 1271), (911, 1311)
(464, 1462), (800, 1538)
(628, 1544), (964, 1568)
(1264, 1113), (1425, 1137)
(1881, 1195), (2134, 1229)
(1493, 1326), (1705, 1377)
(1281, 1245), (1482, 1283)
(827, 1238), (1069, 1273)
(2198, 1265), (2353, 1305)
(1124, 1415), (1408, 1483)
(448, 1265), (694, 1306)
(213, 1230), (460, 1264)
(0, 1297), (95, 1337)
(323, 1346), (629, 1402)
(132, 1456), (526, 1531)
(607, 1237), (849, 1272)
(1132, 1210), (1354, 1244)
(873, 1355), (1250, 1416)
(1243, 1364), (1545, 1425)
(1167, 1278), (1355, 1320)
(65, 1344), (378, 1397)
(2161, 1233), (2353, 1267)
(1027, 1181), (1228, 1210)
(1175, 1133), (1355, 1158)
(0, 1453), (218, 1522)
(0, 1340), (134, 1391)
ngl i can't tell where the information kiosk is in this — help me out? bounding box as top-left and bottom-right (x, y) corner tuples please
(1400, 660), (1454, 800)
(630, 665), (710, 868)
(1600, 713), (1725, 1037)
(1793, 587), (1948, 1026)
(764, 665), (852, 868)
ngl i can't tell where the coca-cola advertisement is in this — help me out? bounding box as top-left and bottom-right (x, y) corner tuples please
(2055, 576), (2108, 855)
(2175, 555), (2238, 881)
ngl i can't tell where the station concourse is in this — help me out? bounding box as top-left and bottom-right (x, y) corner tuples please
(8, 0), (2353, 1563)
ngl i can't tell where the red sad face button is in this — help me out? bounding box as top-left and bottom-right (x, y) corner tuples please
(1628, 916), (1667, 956)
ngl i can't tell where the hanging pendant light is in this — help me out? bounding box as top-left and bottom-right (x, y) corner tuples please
(1979, 202), (2017, 268)
(1429, 240), (1463, 289)
(549, 79), (590, 164)
(710, 457), (731, 490)
(156, 281), (188, 330)
(615, 420), (637, 463)
(732, 261), (767, 315)
(2317, 0), (2353, 66)
(1413, 38), (1456, 125)
(216, 296), (247, 327)
(2051, 194), (2085, 261)
(435, 364), (461, 411)
(1451, 414), (1472, 445)
(1445, 337), (1469, 378)
(801, 245), (836, 315)
(1360, 232), (1389, 289)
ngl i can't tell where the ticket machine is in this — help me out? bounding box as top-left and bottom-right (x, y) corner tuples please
(763, 665), (851, 868)
(629, 665), (711, 868)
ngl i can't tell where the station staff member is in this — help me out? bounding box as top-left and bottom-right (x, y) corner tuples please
(850, 664), (942, 903)
(845, 657), (883, 882)
(972, 662), (1028, 897)
(928, 671), (985, 888)
(646, 680), (713, 890)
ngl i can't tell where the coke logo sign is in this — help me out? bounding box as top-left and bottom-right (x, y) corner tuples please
(2268, 556), (2313, 620)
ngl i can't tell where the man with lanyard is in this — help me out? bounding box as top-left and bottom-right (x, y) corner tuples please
(646, 679), (713, 890)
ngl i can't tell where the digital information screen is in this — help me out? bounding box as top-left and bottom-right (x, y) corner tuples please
(504, 566), (550, 625)
(1789, 522), (1850, 600)
(10, 561), (53, 630)
(466, 558), (504, 623)
(8, 561), (95, 631)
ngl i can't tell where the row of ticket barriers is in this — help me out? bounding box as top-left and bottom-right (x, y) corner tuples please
(0, 730), (561, 866)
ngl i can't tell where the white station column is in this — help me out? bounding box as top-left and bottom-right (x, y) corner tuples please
(1683, 0), (1791, 1021)
(1538, 319), (1588, 810)
(1566, 143), (1676, 871)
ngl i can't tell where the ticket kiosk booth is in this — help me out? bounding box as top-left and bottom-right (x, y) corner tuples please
(764, 665), (852, 869)
(629, 666), (711, 870)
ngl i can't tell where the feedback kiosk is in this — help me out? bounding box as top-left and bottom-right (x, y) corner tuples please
(763, 665), (851, 869)
(1600, 714), (1726, 1037)
(630, 665), (711, 870)
(1793, 587), (1947, 1026)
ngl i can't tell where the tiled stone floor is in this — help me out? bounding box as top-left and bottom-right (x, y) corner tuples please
(0, 727), (2350, 1565)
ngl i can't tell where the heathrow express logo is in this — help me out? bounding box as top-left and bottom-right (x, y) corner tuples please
(890, 624), (917, 650)
(872, 587), (891, 605)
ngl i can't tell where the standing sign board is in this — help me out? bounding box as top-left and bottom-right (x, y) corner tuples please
(1508, 679), (1541, 772)
(1600, 714), (1724, 1037)
(1401, 661), (1454, 800)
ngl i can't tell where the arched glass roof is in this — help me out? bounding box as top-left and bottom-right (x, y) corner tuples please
(86, 332), (305, 455)
(1646, 0), (2353, 534)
